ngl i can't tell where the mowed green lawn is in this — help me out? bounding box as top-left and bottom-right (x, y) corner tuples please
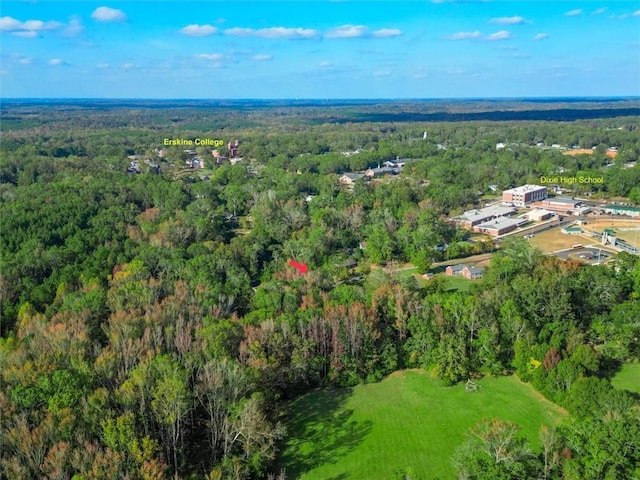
(612, 363), (640, 394)
(279, 371), (566, 480)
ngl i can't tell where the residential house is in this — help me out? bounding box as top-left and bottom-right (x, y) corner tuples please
(445, 264), (466, 276)
(461, 266), (485, 280)
(340, 172), (365, 185)
(364, 166), (398, 178)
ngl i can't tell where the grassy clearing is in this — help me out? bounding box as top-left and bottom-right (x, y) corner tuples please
(529, 228), (595, 252)
(442, 274), (473, 293)
(279, 371), (565, 480)
(612, 363), (640, 394)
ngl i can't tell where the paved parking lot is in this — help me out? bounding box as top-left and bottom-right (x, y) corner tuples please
(553, 247), (613, 265)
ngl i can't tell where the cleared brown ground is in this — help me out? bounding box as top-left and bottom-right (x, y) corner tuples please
(562, 149), (617, 158)
(528, 228), (595, 252)
(563, 149), (594, 156)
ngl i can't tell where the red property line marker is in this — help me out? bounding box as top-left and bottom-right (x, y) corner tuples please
(288, 260), (308, 273)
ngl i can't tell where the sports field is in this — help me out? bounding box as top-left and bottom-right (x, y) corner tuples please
(279, 371), (566, 480)
(586, 218), (640, 250)
(528, 228), (594, 252)
(612, 363), (640, 394)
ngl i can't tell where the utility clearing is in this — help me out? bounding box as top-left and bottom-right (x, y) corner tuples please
(279, 370), (565, 480)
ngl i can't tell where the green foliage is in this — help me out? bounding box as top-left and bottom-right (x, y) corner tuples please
(2, 103), (639, 479)
(281, 373), (564, 480)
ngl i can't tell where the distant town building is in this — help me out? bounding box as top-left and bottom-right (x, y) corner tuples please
(228, 140), (239, 157)
(502, 184), (548, 206)
(364, 166), (398, 178)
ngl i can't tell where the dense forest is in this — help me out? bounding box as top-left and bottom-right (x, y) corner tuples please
(1, 100), (639, 479)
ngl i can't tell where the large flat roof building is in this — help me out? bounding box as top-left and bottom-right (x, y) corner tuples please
(502, 184), (547, 206)
(454, 205), (516, 228)
(525, 209), (554, 222)
(475, 217), (527, 236)
(536, 197), (581, 213)
(602, 205), (640, 217)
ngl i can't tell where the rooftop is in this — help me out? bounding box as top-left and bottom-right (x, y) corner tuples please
(448, 264), (466, 271)
(477, 217), (525, 230)
(466, 266), (485, 274)
(546, 197), (579, 204)
(528, 208), (553, 216)
(503, 184), (546, 194)
(456, 205), (516, 222)
(605, 205), (640, 212)
(341, 172), (365, 180)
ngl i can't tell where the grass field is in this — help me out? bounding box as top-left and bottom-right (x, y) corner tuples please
(278, 371), (566, 480)
(587, 218), (640, 249)
(441, 273), (473, 292)
(529, 228), (595, 252)
(612, 363), (640, 394)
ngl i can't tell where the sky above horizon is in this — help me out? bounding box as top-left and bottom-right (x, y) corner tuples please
(1, 1), (639, 98)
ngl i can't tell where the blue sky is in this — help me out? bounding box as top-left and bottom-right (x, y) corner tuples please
(1, 1), (639, 98)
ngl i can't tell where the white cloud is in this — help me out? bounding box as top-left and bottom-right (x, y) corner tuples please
(490, 16), (526, 25)
(12, 30), (38, 38)
(592, 8), (607, 15)
(224, 27), (317, 39)
(120, 63), (136, 70)
(257, 27), (317, 39)
(49, 58), (63, 65)
(447, 30), (482, 40)
(91, 7), (127, 22)
(252, 54), (273, 61)
(18, 57), (31, 64)
(373, 70), (391, 77)
(0, 16), (22, 31)
(633, 10), (640, 16)
(326, 24), (368, 38)
(180, 24), (217, 36)
(486, 30), (512, 41)
(23, 20), (61, 30)
(318, 61), (333, 68)
(96, 63), (109, 68)
(565, 9), (583, 16)
(325, 25), (402, 39)
(534, 33), (549, 40)
(64, 16), (84, 36)
(372, 28), (402, 38)
(224, 27), (254, 37)
(196, 53), (224, 61)
(0, 15), (61, 37)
